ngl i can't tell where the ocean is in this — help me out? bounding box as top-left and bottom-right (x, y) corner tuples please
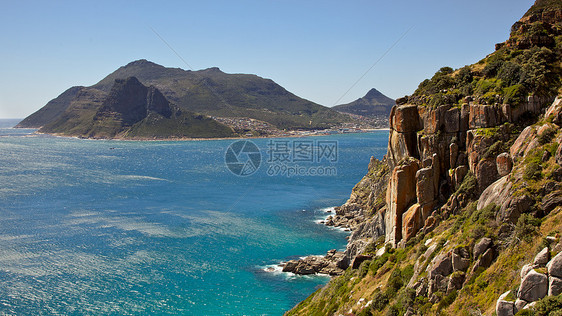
(0, 119), (388, 315)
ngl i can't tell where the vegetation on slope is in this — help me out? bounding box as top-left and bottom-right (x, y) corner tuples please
(408, 4), (561, 108)
(287, 1), (562, 315)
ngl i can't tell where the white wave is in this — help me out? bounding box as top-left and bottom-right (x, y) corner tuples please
(318, 206), (336, 213)
(260, 263), (284, 274)
(116, 175), (168, 181)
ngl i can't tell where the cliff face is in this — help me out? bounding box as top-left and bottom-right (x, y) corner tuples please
(40, 77), (235, 139)
(287, 1), (562, 315)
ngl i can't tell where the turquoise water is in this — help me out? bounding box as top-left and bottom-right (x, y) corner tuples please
(0, 119), (388, 315)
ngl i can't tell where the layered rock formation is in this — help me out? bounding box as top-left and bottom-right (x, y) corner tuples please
(287, 1), (562, 314)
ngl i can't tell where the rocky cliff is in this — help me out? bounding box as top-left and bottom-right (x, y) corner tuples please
(287, 1), (562, 315)
(39, 77), (235, 139)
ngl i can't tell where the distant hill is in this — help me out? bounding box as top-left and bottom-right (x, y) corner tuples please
(38, 77), (235, 139)
(18, 60), (352, 131)
(332, 88), (395, 118)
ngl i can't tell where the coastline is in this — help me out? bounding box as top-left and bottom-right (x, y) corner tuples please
(30, 128), (390, 142)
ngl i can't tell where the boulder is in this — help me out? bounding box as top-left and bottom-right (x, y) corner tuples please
(351, 254), (373, 269)
(473, 248), (494, 272)
(424, 216), (438, 234)
(477, 176), (510, 211)
(460, 103), (470, 131)
(547, 252), (562, 278)
(447, 272), (465, 294)
(496, 291), (515, 316)
(514, 299), (527, 314)
(282, 260), (299, 273)
(473, 237), (493, 260)
(387, 129), (419, 167)
(429, 274), (449, 297)
(557, 143), (562, 166)
(496, 153), (513, 177)
(452, 247), (470, 272)
(414, 278), (428, 297)
(428, 251), (453, 279)
(540, 190), (562, 215)
(402, 204), (423, 242)
(544, 96), (562, 124)
(521, 263), (538, 279)
(534, 247), (550, 266)
(518, 270), (548, 302)
(498, 194), (533, 224)
(549, 276), (562, 296)
(510, 126), (536, 161)
(476, 158), (499, 193)
(523, 138), (540, 159)
(396, 97), (408, 105)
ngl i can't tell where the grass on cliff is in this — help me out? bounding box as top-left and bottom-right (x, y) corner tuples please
(411, 17), (561, 108)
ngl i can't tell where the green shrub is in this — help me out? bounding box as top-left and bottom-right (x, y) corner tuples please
(369, 252), (391, 275)
(537, 126), (556, 144)
(524, 161), (543, 181)
(438, 290), (458, 311)
(371, 288), (389, 311)
(359, 260), (372, 278)
(497, 61), (523, 87)
(503, 84), (526, 105)
(395, 287), (416, 314)
(456, 171), (478, 198)
(519, 293), (562, 315)
(483, 141), (506, 159)
(385, 304), (400, 316)
(516, 214), (541, 243)
(385, 268), (405, 298)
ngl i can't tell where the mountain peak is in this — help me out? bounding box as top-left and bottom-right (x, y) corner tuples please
(332, 88), (395, 118)
(364, 88), (385, 99)
(124, 59), (159, 68)
(200, 67), (223, 73)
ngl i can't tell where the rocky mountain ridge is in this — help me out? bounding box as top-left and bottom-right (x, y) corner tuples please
(286, 1), (562, 315)
(39, 76), (235, 139)
(333, 88), (395, 122)
(18, 60), (354, 132)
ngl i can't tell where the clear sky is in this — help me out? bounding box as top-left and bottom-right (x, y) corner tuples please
(0, 0), (535, 119)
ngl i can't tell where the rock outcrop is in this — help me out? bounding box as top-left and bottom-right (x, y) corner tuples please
(281, 249), (347, 276)
(496, 248), (562, 313)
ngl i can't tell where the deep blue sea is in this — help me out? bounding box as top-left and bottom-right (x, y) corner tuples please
(0, 119), (388, 315)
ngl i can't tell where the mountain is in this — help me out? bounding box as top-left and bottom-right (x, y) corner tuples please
(332, 88), (395, 117)
(287, 1), (562, 315)
(18, 60), (352, 131)
(39, 77), (235, 139)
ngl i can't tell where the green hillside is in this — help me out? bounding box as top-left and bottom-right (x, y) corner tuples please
(19, 59), (352, 131)
(40, 77), (234, 139)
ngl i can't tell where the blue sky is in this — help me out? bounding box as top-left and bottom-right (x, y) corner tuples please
(0, 0), (535, 118)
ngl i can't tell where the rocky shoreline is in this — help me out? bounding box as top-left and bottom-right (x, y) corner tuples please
(280, 198), (384, 276)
